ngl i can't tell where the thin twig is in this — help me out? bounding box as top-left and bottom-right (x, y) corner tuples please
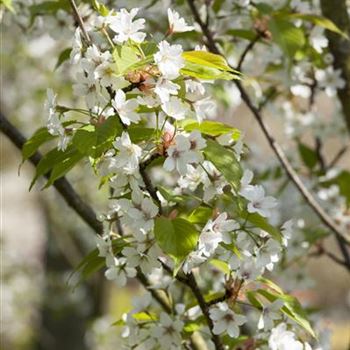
(309, 243), (350, 269)
(69, 0), (91, 44)
(237, 34), (260, 71)
(327, 145), (348, 170)
(186, 0), (350, 265)
(315, 137), (326, 173)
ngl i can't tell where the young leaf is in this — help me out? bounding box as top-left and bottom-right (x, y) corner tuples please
(44, 149), (84, 187)
(181, 120), (241, 140)
(182, 51), (235, 73)
(187, 206), (213, 225)
(70, 238), (127, 284)
(278, 13), (348, 38)
(128, 126), (154, 143)
(22, 127), (56, 162)
(29, 0), (70, 18)
(29, 143), (88, 189)
(1, 0), (15, 12)
(181, 61), (240, 81)
(72, 117), (122, 158)
(55, 48), (72, 70)
(268, 18), (306, 58)
(226, 29), (257, 41)
(298, 142), (318, 170)
(113, 45), (140, 75)
(204, 139), (242, 191)
(154, 217), (199, 261)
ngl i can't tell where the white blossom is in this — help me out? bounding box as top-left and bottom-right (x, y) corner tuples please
(161, 96), (189, 120)
(163, 134), (201, 175)
(107, 8), (146, 43)
(117, 189), (159, 235)
(122, 245), (160, 274)
(315, 67), (345, 96)
(105, 256), (137, 286)
(198, 213), (238, 257)
(45, 89), (70, 151)
(255, 238), (281, 271)
(240, 185), (277, 218)
(95, 62), (129, 89)
(154, 40), (184, 79)
(70, 28), (83, 64)
(112, 89), (140, 125)
(152, 313), (184, 349)
(258, 299), (284, 331)
(154, 78), (180, 103)
(182, 250), (207, 274)
(209, 302), (246, 338)
(269, 323), (305, 350)
(113, 132), (142, 172)
(167, 8), (194, 33)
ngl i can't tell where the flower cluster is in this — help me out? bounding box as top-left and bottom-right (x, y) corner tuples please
(39, 4), (321, 350)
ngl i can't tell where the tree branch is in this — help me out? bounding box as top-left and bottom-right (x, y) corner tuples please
(0, 111), (103, 234)
(186, 0), (350, 268)
(69, 0), (91, 44)
(320, 0), (350, 134)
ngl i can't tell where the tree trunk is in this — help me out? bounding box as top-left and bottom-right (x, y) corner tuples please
(320, 0), (350, 133)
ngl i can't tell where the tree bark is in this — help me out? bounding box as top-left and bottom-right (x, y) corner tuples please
(320, 0), (350, 133)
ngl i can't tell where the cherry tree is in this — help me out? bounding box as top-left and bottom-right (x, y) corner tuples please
(1, 0), (349, 349)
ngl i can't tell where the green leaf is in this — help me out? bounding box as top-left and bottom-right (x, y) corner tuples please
(55, 48), (72, 70)
(30, 145), (79, 189)
(187, 206), (213, 225)
(268, 18), (306, 58)
(181, 61), (239, 81)
(278, 13), (348, 38)
(246, 291), (263, 309)
(128, 126), (154, 143)
(91, 0), (109, 16)
(1, 0), (15, 12)
(181, 120), (241, 140)
(72, 117), (122, 158)
(244, 212), (282, 242)
(157, 185), (187, 204)
(184, 320), (202, 333)
(22, 127), (56, 162)
(226, 29), (257, 41)
(298, 142), (318, 170)
(72, 125), (96, 155)
(45, 149), (84, 187)
(140, 41), (158, 56)
(203, 139), (242, 191)
(209, 259), (230, 274)
(182, 51), (235, 72)
(29, 0), (70, 17)
(70, 238), (127, 284)
(154, 217), (199, 261)
(113, 45), (140, 75)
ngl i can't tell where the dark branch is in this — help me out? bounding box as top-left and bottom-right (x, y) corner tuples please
(0, 111), (103, 234)
(320, 0), (350, 134)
